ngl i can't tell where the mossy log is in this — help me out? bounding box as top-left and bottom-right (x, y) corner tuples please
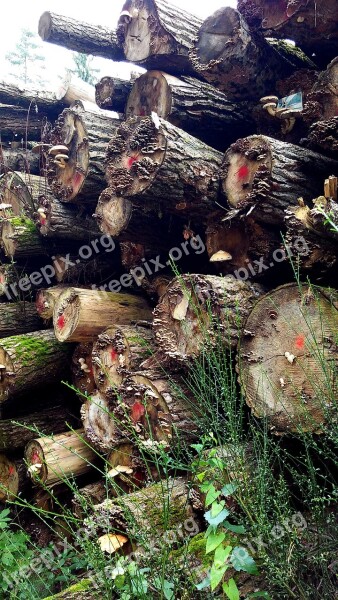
(72, 342), (96, 398)
(190, 7), (314, 100)
(0, 216), (49, 259)
(45, 105), (120, 203)
(117, 0), (202, 75)
(95, 76), (133, 112)
(106, 116), (223, 219)
(0, 302), (42, 338)
(37, 193), (100, 240)
(237, 0), (338, 68)
(91, 477), (200, 541)
(38, 11), (124, 61)
(0, 330), (72, 403)
(36, 286), (66, 320)
(53, 287), (152, 342)
(153, 274), (264, 363)
(41, 579), (95, 600)
(92, 323), (154, 394)
(0, 404), (70, 451)
(0, 103), (49, 142)
(238, 283), (338, 433)
(0, 147), (40, 175)
(126, 70), (254, 150)
(25, 429), (97, 487)
(0, 455), (29, 501)
(221, 135), (338, 225)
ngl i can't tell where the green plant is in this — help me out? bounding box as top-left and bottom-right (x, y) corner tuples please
(0, 508), (33, 595)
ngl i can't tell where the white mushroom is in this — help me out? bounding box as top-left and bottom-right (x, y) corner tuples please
(49, 145), (69, 156)
(210, 250), (233, 262)
(263, 102), (278, 117)
(260, 95), (278, 104)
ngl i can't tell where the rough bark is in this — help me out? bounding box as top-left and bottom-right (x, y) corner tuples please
(0, 216), (49, 259)
(25, 429), (97, 487)
(0, 171), (36, 218)
(0, 147), (40, 175)
(106, 116), (223, 219)
(237, 0), (338, 68)
(51, 252), (120, 286)
(221, 135), (338, 225)
(36, 193), (100, 240)
(238, 283), (338, 433)
(0, 455), (29, 501)
(153, 274), (264, 363)
(45, 104), (120, 203)
(191, 7), (315, 100)
(92, 323), (154, 393)
(0, 81), (64, 120)
(38, 11), (124, 61)
(117, 0), (202, 75)
(302, 58), (338, 125)
(0, 330), (72, 403)
(0, 302), (42, 338)
(95, 76), (133, 112)
(35, 286), (66, 320)
(0, 262), (40, 302)
(303, 117), (338, 158)
(0, 404), (70, 451)
(126, 70), (255, 150)
(72, 342), (96, 398)
(53, 287), (152, 342)
(56, 73), (96, 107)
(0, 103), (50, 142)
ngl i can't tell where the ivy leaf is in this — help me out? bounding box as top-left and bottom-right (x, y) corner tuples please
(231, 547), (259, 575)
(205, 485), (221, 507)
(211, 501), (225, 517)
(210, 564), (228, 591)
(205, 507), (230, 528)
(221, 483), (238, 497)
(223, 577), (240, 600)
(196, 575), (210, 590)
(223, 521), (246, 534)
(206, 531), (225, 554)
(214, 544), (232, 568)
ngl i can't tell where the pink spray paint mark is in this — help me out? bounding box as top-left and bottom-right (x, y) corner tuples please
(8, 466), (15, 476)
(295, 334), (305, 350)
(127, 155), (138, 169)
(131, 401), (145, 423)
(57, 315), (65, 330)
(237, 165), (249, 180)
(110, 348), (118, 361)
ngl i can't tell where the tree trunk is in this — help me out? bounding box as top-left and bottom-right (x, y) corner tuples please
(0, 103), (50, 142)
(303, 58), (338, 125)
(191, 7), (315, 100)
(56, 73), (96, 107)
(0, 302), (42, 338)
(45, 104), (120, 203)
(38, 579), (95, 600)
(237, 0), (338, 68)
(106, 116), (223, 219)
(91, 477), (199, 541)
(72, 342), (96, 398)
(221, 135), (338, 225)
(0, 455), (29, 501)
(92, 323), (154, 393)
(38, 11), (124, 61)
(37, 193), (100, 240)
(53, 287), (152, 342)
(0, 171), (36, 218)
(206, 214), (284, 279)
(51, 252), (120, 286)
(117, 0), (202, 75)
(239, 285), (338, 435)
(0, 216), (49, 259)
(95, 76), (133, 112)
(0, 262), (41, 302)
(25, 429), (97, 487)
(0, 147), (40, 175)
(303, 117), (338, 158)
(0, 81), (64, 120)
(0, 404), (70, 451)
(126, 70), (255, 150)
(0, 330), (72, 403)
(153, 274), (264, 363)
(35, 286), (66, 320)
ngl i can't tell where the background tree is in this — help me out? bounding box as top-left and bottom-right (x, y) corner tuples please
(5, 29), (46, 87)
(71, 53), (99, 85)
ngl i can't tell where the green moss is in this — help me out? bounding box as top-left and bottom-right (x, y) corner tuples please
(268, 38), (315, 68)
(9, 216), (37, 233)
(42, 578), (93, 599)
(4, 332), (68, 368)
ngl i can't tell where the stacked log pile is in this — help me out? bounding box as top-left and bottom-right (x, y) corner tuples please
(0, 0), (337, 576)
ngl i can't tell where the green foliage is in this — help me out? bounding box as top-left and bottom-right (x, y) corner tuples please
(6, 29), (46, 86)
(0, 508), (33, 595)
(71, 53), (99, 85)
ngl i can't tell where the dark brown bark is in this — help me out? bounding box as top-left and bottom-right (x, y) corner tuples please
(302, 58), (338, 125)
(153, 274), (264, 363)
(72, 342), (96, 398)
(106, 116), (223, 219)
(238, 283), (338, 433)
(0, 103), (50, 142)
(36, 192), (100, 240)
(0, 455), (29, 501)
(125, 70), (255, 150)
(0, 147), (40, 175)
(237, 0), (338, 68)
(51, 252), (120, 286)
(45, 104), (120, 203)
(0, 330), (72, 403)
(0, 81), (65, 120)
(117, 0), (202, 75)
(0, 216), (49, 259)
(38, 11), (124, 61)
(0, 302), (42, 338)
(92, 323), (154, 393)
(0, 262), (41, 302)
(303, 117), (338, 158)
(53, 287), (152, 342)
(191, 7), (315, 100)
(0, 404), (70, 451)
(95, 76), (133, 112)
(221, 135), (338, 225)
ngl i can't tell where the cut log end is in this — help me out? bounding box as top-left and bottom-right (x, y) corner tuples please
(0, 454), (20, 501)
(54, 289), (81, 342)
(95, 77), (116, 110)
(38, 11), (53, 41)
(95, 190), (132, 237)
(72, 343), (95, 397)
(92, 327), (131, 392)
(126, 70), (172, 120)
(25, 440), (47, 483)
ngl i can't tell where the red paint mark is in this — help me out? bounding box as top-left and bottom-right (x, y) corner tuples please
(57, 315), (65, 330)
(139, 109), (146, 116)
(40, 216), (46, 226)
(8, 466), (15, 476)
(110, 348), (118, 361)
(127, 155), (138, 169)
(0, 276), (4, 284)
(131, 401), (145, 423)
(237, 165), (249, 180)
(134, 470), (145, 482)
(295, 334), (305, 350)
(32, 452), (40, 464)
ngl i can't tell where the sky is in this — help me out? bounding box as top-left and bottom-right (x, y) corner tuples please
(0, 0), (237, 90)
